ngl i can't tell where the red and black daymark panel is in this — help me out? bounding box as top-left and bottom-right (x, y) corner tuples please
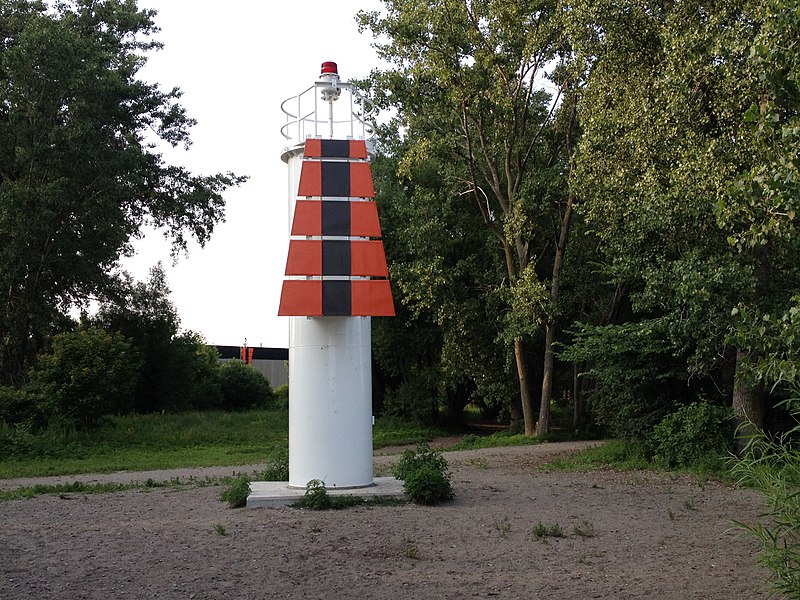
(284, 239), (388, 277)
(278, 279), (394, 317)
(291, 200), (382, 237)
(279, 138), (394, 317)
(298, 161), (375, 198)
(302, 139), (369, 159)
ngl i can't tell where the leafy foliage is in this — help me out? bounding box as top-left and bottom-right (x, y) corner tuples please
(561, 321), (689, 439)
(733, 398), (800, 598)
(360, 0), (578, 433)
(393, 443), (454, 505)
(218, 360), (274, 411)
(295, 479), (332, 510)
(650, 402), (735, 470)
(0, 0), (245, 384)
(27, 326), (141, 431)
(220, 474), (250, 509)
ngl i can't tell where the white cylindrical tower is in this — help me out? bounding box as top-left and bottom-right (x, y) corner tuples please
(279, 62), (389, 489)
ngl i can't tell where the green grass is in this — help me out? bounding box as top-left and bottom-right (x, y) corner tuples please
(446, 431), (544, 451)
(0, 409), (448, 480)
(543, 439), (651, 471)
(543, 439), (733, 481)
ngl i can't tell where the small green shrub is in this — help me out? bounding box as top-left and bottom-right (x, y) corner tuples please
(219, 360), (274, 410)
(296, 479), (332, 510)
(532, 521), (564, 540)
(259, 447), (289, 481)
(393, 444), (454, 505)
(273, 384), (289, 409)
(220, 474), (251, 508)
(650, 401), (735, 469)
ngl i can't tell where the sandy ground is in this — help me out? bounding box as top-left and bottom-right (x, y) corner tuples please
(0, 441), (770, 599)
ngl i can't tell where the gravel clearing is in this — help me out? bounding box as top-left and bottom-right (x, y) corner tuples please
(0, 441), (769, 599)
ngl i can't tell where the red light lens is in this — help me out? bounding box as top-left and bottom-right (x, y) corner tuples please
(321, 61), (338, 75)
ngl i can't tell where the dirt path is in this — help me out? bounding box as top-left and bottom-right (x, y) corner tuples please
(0, 441), (770, 599)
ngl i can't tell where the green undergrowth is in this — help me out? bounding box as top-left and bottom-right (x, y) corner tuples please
(446, 431), (544, 451)
(543, 439), (733, 481)
(372, 417), (449, 447)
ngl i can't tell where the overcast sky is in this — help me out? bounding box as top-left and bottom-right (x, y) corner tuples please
(126, 0), (386, 348)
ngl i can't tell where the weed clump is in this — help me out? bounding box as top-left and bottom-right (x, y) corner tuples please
(220, 474), (250, 508)
(296, 479), (332, 510)
(393, 443), (454, 505)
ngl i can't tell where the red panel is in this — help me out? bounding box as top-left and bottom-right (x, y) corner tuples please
(349, 140), (368, 159)
(350, 201), (382, 237)
(291, 201), (322, 236)
(351, 280), (395, 316)
(303, 138), (322, 158)
(350, 240), (388, 276)
(292, 200), (322, 235)
(349, 163), (374, 198)
(297, 161), (322, 197)
(278, 280), (323, 316)
(285, 240), (322, 275)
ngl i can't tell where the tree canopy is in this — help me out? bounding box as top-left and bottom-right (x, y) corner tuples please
(0, 0), (246, 384)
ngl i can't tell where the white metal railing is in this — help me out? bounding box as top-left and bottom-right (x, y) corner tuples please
(280, 80), (375, 144)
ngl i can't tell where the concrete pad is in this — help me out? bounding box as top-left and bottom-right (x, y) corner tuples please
(246, 477), (406, 508)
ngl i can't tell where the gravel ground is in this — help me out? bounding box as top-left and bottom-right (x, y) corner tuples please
(0, 441), (770, 599)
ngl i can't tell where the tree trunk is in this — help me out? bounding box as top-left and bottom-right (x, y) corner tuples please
(536, 184), (574, 437)
(536, 96), (577, 437)
(514, 336), (536, 435)
(572, 362), (587, 431)
(732, 349), (765, 453)
(537, 321), (556, 436)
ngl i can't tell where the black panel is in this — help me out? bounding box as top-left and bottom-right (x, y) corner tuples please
(322, 280), (351, 316)
(322, 240), (350, 275)
(321, 139), (350, 158)
(321, 162), (350, 197)
(321, 201), (350, 236)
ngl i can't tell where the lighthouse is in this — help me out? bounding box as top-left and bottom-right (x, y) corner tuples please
(272, 62), (393, 491)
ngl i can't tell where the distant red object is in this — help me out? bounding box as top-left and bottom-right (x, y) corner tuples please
(321, 61), (338, 75)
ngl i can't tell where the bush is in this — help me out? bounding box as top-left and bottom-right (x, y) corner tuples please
(27, 327), (141, 431)
(650, 401), (735, 469)
(273, 384), (289, 409)
(393, 443), (454, 505)
(259, 447), (289, 481)
(0, 385), (43, 429)
(295, 479), (332, 510)
(220, 474), (251, 508)
(219, 360), (274, 410)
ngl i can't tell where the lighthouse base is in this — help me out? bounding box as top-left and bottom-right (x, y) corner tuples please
(246, 477), (404, 509)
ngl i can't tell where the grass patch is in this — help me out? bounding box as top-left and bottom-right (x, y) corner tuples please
(543, 440), (651, 471)
(372, 417), (449, 448)
(543, 439), (733, 481)
(446, 431), (544, 451)
(0, 409), (289, 479)
(0, 410), (449, 481)
(0, 475), (229, 501)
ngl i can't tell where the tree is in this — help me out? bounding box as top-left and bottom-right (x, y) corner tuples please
(360, 0), (577, 433)
(0, 0), (246, 384)
(561, 0), (800, 446)
(94, 263), (190, 413)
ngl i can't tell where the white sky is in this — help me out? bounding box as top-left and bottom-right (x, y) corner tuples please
(125, 0), (386, 348)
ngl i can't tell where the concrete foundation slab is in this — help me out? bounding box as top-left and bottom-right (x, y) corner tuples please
(246, 477), (405, 508)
